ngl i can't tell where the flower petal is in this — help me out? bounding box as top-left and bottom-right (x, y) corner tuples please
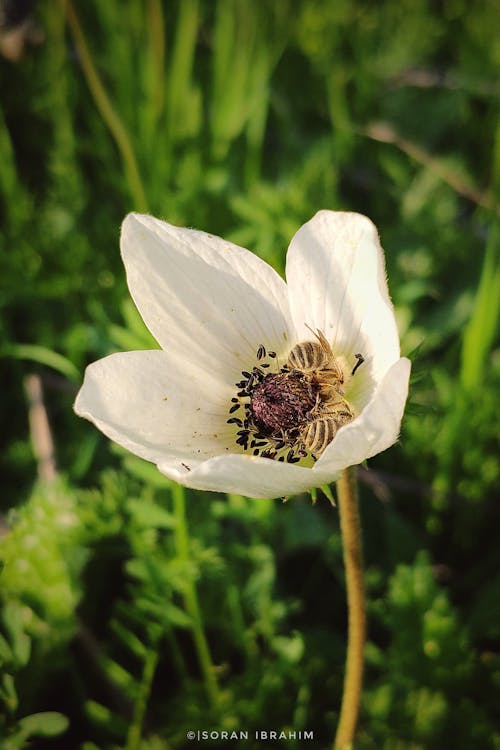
(315, 357), (411, 473)
(158, 453), (335, 499)
(74, 350), (236, 464)
(286, 211), (400, 382)
(121, 213), (293, 381)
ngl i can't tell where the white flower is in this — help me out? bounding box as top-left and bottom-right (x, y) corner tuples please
(74, 211), (411, 499)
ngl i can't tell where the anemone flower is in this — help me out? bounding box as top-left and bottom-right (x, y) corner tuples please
(75, 211), (410, 499)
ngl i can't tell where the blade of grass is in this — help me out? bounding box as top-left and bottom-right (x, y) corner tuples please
(62, 0), (148, 212)
(460, 224), (500, 390)
(164, 0), (200, 161)
(0, 102), (31, 225)
(146, 0), (166, 123)
(3, 343), (80, 382)
(363, 121), (500, 216)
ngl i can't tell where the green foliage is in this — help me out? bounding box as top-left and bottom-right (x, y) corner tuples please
(1, 0), (499, 747)
(1, 482), (86, 639)
(362, 552), (499, 749)
(0, 599), (69, 747)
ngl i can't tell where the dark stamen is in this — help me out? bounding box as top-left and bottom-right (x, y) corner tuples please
(227, 417), (243, 426)
(268, 351), (276, 358)
(257, 344), (266, 360)
(352, 353), (364, 376)
(261, 450), (271, 458)
(229, 403), (240, 413)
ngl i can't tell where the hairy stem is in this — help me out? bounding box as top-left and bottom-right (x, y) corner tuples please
(334, 466), (366, 749)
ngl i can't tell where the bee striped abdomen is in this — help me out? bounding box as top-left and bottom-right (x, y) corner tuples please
(303, 417), (338, 457)
(288, 341), (329, 371)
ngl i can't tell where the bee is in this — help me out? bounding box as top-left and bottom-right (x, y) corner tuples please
(287, 328), (343, 380)
(300, 402), (354, 458)
(287, 328), (347, 408)
(301, 416), (338, 457)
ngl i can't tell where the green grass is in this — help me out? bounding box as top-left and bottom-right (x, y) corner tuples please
(1, 1), (499, 748)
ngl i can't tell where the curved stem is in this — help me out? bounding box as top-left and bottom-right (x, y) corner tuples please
(334, 467), (366, 750)
(172, 483), (221, 712)
(62, 0), (148, 212)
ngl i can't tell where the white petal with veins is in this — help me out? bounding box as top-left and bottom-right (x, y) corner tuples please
(74, 350), (235, 463)
(286, 211), (400, 383)
(158, 453), (334, 499)
(121, 213), (293, 383)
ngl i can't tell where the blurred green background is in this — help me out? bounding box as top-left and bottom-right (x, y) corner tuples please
(1, 1), (499, 748)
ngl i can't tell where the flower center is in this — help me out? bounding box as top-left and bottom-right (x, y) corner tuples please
(250, 371), (318, 434)
(227, 336), (362, 463)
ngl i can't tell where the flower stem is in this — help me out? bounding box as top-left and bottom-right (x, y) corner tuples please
(171, 483), (221, 712)
(334, 467), (366, 750)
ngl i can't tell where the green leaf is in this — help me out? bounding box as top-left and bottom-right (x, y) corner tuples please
(122, 455), (172, 488)
(1, 344), (80, 382)
(1, 604), (30, 668)
(84, 700), (127, 737)
(16, 712), (69, 738)
(126, 498), (176, 529)
(0, 673), (18, 713)
(460, 224), (500, 390)
(0, 632), (12, 664)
